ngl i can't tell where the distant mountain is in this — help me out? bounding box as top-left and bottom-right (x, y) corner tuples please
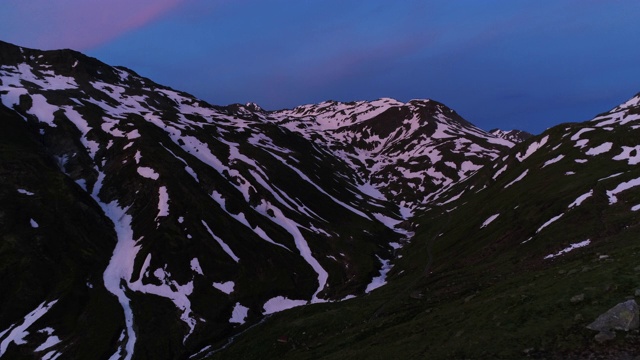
(264, 99), (515, 208)
(489, 128), (533, 143)
(2, 39), (639, 360)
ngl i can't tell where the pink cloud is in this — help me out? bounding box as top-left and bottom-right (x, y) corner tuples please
(4, 0), (186, 50)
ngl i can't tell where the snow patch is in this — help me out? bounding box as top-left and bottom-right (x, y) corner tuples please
(130, 254), (197, 338)
(585, 142), (613, 156)
(35, 333), (61, 352)
(536, 214), (564, 233)
(263, 296), (307, 315)
(544, 240), (591, 259)
(542, 154), (564, 168)
(30, 219), (39, 228)
(0, 300), (58, 357)
(93, 171), (138, 360)
(607, 176), (640, 204)
(190, 258), (203, 275)
(504, 170), (529, 188)
(212, 281), (235, 295)
(480, 213), (500, 228)
(230, 303), (249, 324)
(569, 190), (593, 208)
(156, 186), (169, 219)
(613, 145), (640, 165)
(516, 135), (548, 162)
(571, 128), (595, 142)
(492, 165), (507, 180)
(365, 256), (392, 293)
(137, 167), (159, 180)
(202, 220), (240, 263)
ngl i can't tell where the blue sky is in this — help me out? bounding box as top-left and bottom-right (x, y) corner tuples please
(2, 1), (639, 134)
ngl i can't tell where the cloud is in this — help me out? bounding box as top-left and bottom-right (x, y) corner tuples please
(1, 0), (186, 50)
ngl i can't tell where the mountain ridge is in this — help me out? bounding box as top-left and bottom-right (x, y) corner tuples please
(1, 39), (639, 359)
(0, 39), (511, 359)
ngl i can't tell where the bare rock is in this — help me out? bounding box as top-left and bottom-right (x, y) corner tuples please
(570, 294), (585, 303)
(587, 300), (639, 335)
(594, 331), (616, 343)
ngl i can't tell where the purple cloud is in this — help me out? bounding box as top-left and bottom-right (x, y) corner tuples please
(1, 0), (186, 50)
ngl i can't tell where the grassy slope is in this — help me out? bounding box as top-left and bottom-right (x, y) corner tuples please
(205, 121), (640, 359)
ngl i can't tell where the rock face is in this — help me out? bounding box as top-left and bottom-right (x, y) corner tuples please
(587, 300), (640, 342)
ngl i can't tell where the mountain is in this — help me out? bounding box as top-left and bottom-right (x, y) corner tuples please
(490, 128), (533, 143)
(0, 40), (515, 359)
(209, 93), (640, 359)
(2, 39), (639, 360)
(0, 40), (400, 359)
(265, 99), (516, 208)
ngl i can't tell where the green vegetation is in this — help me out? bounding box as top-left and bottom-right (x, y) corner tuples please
(206, 121), (640, 359)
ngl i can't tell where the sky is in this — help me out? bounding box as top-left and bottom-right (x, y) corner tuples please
(1, 1), (640, 134)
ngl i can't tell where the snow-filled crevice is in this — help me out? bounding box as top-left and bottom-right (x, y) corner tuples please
(92, 171), (139, 360)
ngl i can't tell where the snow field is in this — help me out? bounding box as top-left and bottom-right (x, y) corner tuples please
(0, 300), (59, 357)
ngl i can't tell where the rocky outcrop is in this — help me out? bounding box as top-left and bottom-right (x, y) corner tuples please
(587, 300), (639, 342)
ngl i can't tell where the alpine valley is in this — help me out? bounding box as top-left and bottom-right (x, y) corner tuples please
(0, 40), (639, 359)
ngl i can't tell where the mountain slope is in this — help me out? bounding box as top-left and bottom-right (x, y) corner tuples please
(205, 94), (640, 359)
(0, 41), (415, 359)
(263, 98), (516, 208)
(490, 128), (533, 143)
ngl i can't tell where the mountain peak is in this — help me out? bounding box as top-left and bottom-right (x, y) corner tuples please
(489, 128), (533, 143)
(267, 97), (514, 207)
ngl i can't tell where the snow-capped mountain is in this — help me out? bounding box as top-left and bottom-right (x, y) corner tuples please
(0, 40), (519, 359)
(210, 92), (640, 360)
(263, 99), (516, 208)
(3, 38), (639, 360)
(0, 40), (411, 359)
(489, 128), (533, 143)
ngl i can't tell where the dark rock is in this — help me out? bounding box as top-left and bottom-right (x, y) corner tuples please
(594, 331), (616, 343)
